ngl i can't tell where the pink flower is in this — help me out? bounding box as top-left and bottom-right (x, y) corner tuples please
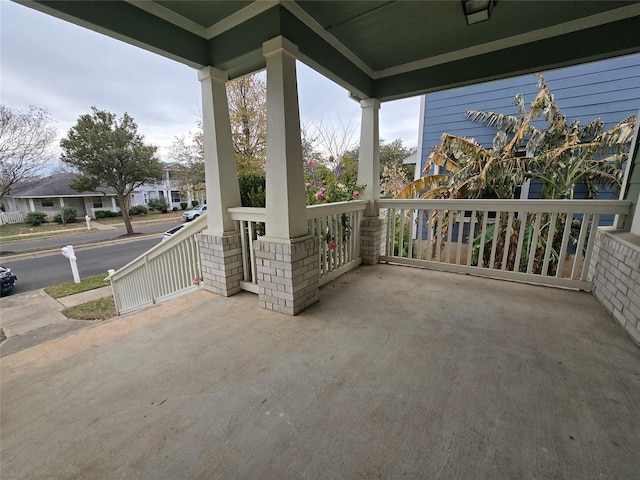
(192, 278), (201, 286)
(320, 187), (326, 194)
(329, 155), (335, 163)
(315, 192), (325, 201)
(307, 160), (313, 166)
(353, 191), (360, 198)
(305, 182), (312, 189)
(329, 241), (337, 250)
(322, 179), (327, 185)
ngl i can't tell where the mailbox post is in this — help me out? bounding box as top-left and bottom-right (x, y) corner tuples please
(61, 245), (80, 284)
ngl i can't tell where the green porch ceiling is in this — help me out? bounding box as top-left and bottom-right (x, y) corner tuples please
(20, 0), (640, 102)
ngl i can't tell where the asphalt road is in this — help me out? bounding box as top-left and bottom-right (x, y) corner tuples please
(1, 236), (161, 294)
(0, 216), (192, 294)
(0, 219), (182, 255)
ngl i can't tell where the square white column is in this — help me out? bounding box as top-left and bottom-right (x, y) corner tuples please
(198, 66), (241, 235)
(262, 36), (308, 242)
(357, 98), (381, 217)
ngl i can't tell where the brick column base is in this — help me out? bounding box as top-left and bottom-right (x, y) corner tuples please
(360, 216), (386, 265)
(198, 231), (243, 297)
(255, 236), (319, 315)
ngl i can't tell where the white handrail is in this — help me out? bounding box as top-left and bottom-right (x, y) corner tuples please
(109, 215), (207, 314)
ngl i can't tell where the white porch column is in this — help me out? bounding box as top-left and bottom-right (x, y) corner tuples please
(357, 98), (381, 217)
(356, 98), (385, 264)
(262, 36), (308, 241)
(198, 66), (241, 235)
(197, 66), (243, 297)
(255, 37), (319, 315)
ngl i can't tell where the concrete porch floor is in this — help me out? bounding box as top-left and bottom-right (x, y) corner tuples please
(1, 264), (639, 479)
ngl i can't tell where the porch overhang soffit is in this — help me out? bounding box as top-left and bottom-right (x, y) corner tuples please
(18, 1), (640, 102)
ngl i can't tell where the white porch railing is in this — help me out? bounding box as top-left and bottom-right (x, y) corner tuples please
(229, 200), (367, 291)
(307, 200), (366, 286)
(0, 211), (25, 225)
(377, 199), (631, 291)
(109, 215), (206, 314)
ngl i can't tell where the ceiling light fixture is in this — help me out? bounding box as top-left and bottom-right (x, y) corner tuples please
(462, 0), (496, 25)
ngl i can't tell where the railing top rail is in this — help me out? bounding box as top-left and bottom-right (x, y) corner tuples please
(110, 214), (206, 280)
(306, 200), (368, 219)
(376, 199), (632, 215)
(228, 207), (266, 222)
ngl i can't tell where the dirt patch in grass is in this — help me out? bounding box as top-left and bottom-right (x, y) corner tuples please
(44, 273), (110, 299)
(61, 297), (116, 321)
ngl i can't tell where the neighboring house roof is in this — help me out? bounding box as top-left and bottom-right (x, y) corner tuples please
(402, 153), (417, 165)
(8, 172), (116, 198)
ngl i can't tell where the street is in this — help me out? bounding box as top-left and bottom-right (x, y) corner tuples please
(0, 236), (161, 294)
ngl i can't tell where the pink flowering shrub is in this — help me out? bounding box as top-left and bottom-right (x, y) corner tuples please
(303, 154), (365, 206)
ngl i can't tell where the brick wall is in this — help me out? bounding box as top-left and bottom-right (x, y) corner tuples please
(590, 228), (640, 345)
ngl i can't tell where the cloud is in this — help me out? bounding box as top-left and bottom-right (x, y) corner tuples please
(1, 1), (420, 161)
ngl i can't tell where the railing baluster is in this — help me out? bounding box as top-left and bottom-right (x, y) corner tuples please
(556, 213), (573, 278)
(501, 212), (514, 270)
(581, 213), (600, 281)
(571, 214), (590, 280)
(479, 211), (489, 268)
(399, 209), (406, 258)
(416, 209), (424, 260)
(435, 210), (443, 262)
(489, 210), (500, 269)
(514, 212), (528, 272)
(426, 210), (434, 261)
(408, 209), (415, 260)
(455, 210), (464, 265)
(541, 212), (558, 276)
(467, 211), (476, 266)
(526, 213), (542, 274)
(445, 209), (454, 263)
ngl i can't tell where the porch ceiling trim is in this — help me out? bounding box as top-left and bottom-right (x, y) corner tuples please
(19, 0), (640, 102)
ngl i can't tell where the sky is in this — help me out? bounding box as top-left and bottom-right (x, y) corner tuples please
(0, 1), (421, 161)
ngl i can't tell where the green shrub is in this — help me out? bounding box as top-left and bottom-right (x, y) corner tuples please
(94, 210), (120, 218)
(26, 211), (47, 226)
(147, 198), (168, 213)
(129, 205), (149, 216)
(180, 202), (188, 210)
(53, 206), (77, 225)
(191, 200), (199, 208)
(172, 207), (178, 211)
(238, 172), (266, 207)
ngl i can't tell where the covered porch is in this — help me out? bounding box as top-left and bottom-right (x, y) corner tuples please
(2, 264), (639, 478)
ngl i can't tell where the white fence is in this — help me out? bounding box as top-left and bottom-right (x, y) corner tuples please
(109, 215), (206, 314)
(377, 199), (631, 291)
(0, 211), (25, 225)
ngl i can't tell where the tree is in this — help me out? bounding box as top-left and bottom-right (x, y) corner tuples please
(345, 138), (416, 183)
(227, 74), (267, 174)
(399, 74), (635, 201)
(0, 105), (57, 208)
(60, 107), (163, 235)
(169, 120), (206, 204)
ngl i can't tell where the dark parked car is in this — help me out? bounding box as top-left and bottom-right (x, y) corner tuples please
(0, 266), (17, 296)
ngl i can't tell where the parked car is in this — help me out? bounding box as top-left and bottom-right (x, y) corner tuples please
(0, 266), (17, 296)
(183, 204), (207, 221)
(162, 223), (188, 242)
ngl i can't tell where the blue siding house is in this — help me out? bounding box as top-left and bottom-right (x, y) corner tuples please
(416, 53), (640, 200)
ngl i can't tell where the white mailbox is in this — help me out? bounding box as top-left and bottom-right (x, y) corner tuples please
(61, 245), (80, 283)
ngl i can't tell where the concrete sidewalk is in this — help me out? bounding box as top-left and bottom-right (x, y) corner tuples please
(1, 265), (639, 479)
(0, 286), (112, 357)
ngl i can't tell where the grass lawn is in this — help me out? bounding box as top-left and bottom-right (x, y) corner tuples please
(44, 273), (110, 299)
(61, 296), (116, 321)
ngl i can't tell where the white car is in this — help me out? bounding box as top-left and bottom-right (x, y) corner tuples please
(182, 204), (207, 221)
(162, 223), (188, 242)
